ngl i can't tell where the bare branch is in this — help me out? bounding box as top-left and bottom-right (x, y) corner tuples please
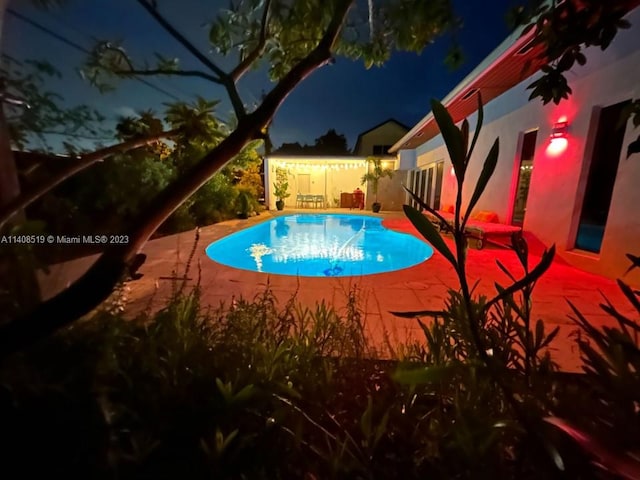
(0, 128), (181, 230)
(114, 68), (222, 84)
(250, 0), (353, 129)
(135, 0), (225, 77)
(368, 0), (374, 41)
(135, 0), (246, 119)
(229, 0), (272, 83)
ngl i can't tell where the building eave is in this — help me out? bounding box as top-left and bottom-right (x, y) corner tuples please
(390, 23), (538, 153)
(390, 0), (640, 154)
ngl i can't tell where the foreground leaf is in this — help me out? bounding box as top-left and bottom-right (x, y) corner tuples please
(403, 204), (457, 267)
(463, 138), (499, 226)
(485, 245), (556, 310)
(545, 417), (640, 480)
(431, 98), (466, 175)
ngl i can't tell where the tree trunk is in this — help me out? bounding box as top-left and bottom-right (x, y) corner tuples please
(0, 0), (43, 323)
(0, 1), (22, 212)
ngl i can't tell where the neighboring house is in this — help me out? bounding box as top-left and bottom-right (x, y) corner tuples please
(353, 119), (409, 156)
(390, 5), (640, 285)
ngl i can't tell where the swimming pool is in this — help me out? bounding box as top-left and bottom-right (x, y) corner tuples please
(205, 214), (433, 277)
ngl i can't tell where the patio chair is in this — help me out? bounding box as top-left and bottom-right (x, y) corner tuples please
(313, 195), (324, 208)
(302, 194), (315, 208)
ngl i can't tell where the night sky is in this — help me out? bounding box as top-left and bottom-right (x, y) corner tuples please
(2, 0), (521, 151)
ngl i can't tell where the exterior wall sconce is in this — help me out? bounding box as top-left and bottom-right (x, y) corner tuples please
(547, 119), (569, 156)
(550, 120), (569, 140)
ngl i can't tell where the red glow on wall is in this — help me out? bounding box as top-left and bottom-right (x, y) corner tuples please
(546, 137), (569, 156)
(547, 99), (577, 129)
(546, 116), (570, 157)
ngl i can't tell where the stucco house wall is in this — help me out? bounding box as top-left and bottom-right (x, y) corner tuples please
(400, 7), (640, 285)
(365, 171), (407, 211)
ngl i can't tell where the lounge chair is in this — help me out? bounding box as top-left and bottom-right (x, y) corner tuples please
(424, 205), (455, 231)
(424, 206), (522, 249)
(463, 212), (522, 249)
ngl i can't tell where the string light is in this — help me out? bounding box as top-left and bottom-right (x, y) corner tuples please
(271, 160), (369, 172)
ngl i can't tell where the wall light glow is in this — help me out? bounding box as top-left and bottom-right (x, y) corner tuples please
(546, 119), (569, 156)
(546, 137), (569, 156)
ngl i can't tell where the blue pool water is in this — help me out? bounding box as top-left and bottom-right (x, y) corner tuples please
(205, 214), (433, 277)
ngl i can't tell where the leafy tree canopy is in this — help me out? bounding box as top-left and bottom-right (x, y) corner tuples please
(312, 128), (350, 154)
(273, 128), (350, 155)
(511, 0), (634, 105)
(81, 0), (460, 121)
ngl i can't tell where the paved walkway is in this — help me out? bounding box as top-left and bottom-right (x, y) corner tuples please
(42, 209), (637, 372)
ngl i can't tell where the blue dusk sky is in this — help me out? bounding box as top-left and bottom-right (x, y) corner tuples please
(2, 0), (523, 151)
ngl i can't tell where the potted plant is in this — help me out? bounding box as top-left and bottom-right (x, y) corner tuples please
(273, 167), (290, 211)
(361, 157), (394, 213)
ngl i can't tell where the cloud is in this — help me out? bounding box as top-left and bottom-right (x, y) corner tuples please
(113, 106), (137, 118)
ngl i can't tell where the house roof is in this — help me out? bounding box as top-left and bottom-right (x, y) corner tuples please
(353, 118), (410, 154)
(390, 0), (640, 153)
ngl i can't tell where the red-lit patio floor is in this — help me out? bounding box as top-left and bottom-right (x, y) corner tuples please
(44, 210), (637, 372)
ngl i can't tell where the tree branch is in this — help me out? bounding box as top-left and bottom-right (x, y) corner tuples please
(0, 128), (181, 230)
(135, 0), (246, 119)
(0, 0), (354, 358)
(367, 0), (374, 41)
(114, 68), (222, 84)
(229, 0), (272, 83)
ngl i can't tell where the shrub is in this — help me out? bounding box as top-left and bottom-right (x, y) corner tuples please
(190, 174), (239, 225)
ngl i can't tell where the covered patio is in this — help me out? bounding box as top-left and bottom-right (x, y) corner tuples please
(265, 156), (398, 210)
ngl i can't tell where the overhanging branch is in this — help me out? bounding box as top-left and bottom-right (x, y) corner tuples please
(229, 0), (272, 83)
(0, 0), (355, 359)
(114, 68), (222, 84)
(0, 128), (181, 230)
(135, 0), (246, 119)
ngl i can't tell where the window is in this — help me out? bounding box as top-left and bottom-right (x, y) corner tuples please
(408, 170), (419, 208)
(425, 167), (434, 207)
(575, 100), (630, 253)
(372, 144), (392, 155)
(433, 162), (444, 210)
(418, 169), (427, 206)
(407, 160), (444, 210)
(511, 130), (537, 226)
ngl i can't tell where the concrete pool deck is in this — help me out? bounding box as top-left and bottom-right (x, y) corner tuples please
(42, 209), (638, 372)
